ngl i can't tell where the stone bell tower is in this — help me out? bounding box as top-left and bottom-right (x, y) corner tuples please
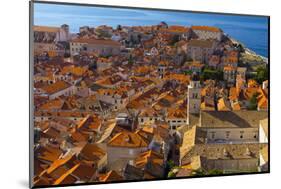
(187, 73), (201, 124)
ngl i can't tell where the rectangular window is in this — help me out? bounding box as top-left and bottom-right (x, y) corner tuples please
(226, 131), (230, 139)
(211, 132), (216, 139)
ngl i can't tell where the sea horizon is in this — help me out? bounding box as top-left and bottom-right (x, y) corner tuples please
(34, 3), (269, 58)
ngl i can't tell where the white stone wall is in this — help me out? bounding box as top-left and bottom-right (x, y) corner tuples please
(259, 125), (268, 143)
(187, 46), (213, 63)
(224, 70), (236, 85)
(85, 44), (120, 56)
(204, 127), (259, 143)
(188, 81), (201, 114)
(193, 30), (222, 41)
(107, 146), (147, 171)
(167, 118), (187, 129)
(34, 43), (57, 54)
(70, 42), (85, 56)
(138, 116), (163, 125)
(204, 158), (258, 172)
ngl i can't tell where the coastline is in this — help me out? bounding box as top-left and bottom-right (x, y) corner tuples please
(228, 35), (268, 64)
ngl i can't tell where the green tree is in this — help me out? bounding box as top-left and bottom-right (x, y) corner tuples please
(128, 54), (133, 66)
(167, 160), (175, 170)
(254, 65), (268, 84)
(192, 169), (223, 176)
(201, 68), (223, 81)
(184, 70), (193, 75)
(207, 169), (224, 175)
(192, 169), (205, 176)
(248, 92), (259, 110)
(168, 171), (176, 178)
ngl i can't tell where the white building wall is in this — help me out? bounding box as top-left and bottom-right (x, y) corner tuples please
(70, 42), (85, 56)
(138, 116), (163, 125)
(107, 146), (147, 171)
(205, 158), (258, 172)
(259, 125), (268, 143)
(193, 30), (222, 41)
(204, 127), (259, 144)
(188, 81), (201, 114)
(167, 118), (187, 129)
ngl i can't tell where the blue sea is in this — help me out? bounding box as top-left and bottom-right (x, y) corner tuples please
(34, 3), (269, 57)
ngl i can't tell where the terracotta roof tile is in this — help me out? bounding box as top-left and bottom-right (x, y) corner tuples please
(108, 131), (149, 148)
(191, 26), (221, 32)
(99, 170), (123, 182)
(41, 81), (71, 95)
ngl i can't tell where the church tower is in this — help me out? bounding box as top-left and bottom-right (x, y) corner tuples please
(187, 74), (201, 124)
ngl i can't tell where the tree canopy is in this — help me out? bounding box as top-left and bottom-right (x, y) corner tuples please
(254, 65), (268, 84)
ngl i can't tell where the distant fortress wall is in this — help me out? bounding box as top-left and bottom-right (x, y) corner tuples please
(33, 24), (70, 43)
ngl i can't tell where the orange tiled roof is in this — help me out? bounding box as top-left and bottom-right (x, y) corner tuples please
(190, 62), (204, 68)
(135, 150), (164, 168)
(36, 145), (63, 163)
(80, 143), (106, 161)
(135, 65), (152, 74)
(217, 98), (231, 111)
(161, 25), (189, 33)
(248, 79), (259, 88)
(46, 154), (77, 175)
(167, 107), (187, 119)
(41, 81), (71, 95)
(229, 87), (238, 101)
(139, 108), (160, 117)
(165, 73), (190, 83)
(191, 26), (221, 32)
(35, 110), (90, 118)
(34, 25), (60, 33)
(223, 65), (236, 71)
(99, 170), (123, 182)
(70, 131), (88, 143)
(53, 164), (80, 185)
(61, 66), (87, 76)
(77, 115), (101, 131)
(108, 131), (149, 148)
(95, 75), (123, 86)
(231, 101), (241, 111)
(39, 98), (64, 111)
